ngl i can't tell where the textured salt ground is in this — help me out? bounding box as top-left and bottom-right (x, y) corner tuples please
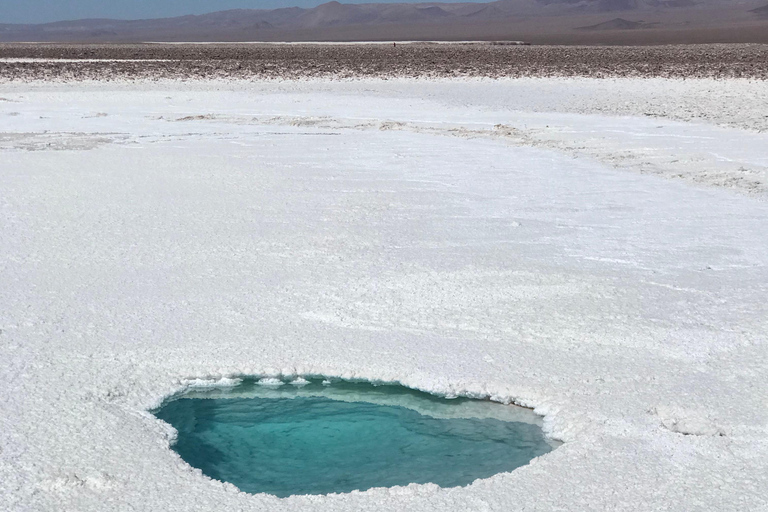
(2, 43), (768, 81)
(1, 79), (767, 511)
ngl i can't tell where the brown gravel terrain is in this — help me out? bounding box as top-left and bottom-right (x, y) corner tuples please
(2, 43), (768, 81)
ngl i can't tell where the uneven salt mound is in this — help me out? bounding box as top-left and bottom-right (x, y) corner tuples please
(153, 378), (554, 497)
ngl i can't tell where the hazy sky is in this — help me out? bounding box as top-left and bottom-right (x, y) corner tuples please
(1, 0), (478, 24)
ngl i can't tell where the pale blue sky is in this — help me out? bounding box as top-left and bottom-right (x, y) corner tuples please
(1, 0), (479, 24)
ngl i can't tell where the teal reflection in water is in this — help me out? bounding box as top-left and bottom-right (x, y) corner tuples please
(153, 378), (555, 497)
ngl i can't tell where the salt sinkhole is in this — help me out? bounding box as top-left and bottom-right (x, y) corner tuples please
(152, 378), (557, 497)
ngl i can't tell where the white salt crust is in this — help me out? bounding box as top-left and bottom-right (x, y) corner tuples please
(1, 78), (767, 511)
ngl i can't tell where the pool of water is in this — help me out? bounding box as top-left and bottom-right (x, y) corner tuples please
(153, 378), (555, 497)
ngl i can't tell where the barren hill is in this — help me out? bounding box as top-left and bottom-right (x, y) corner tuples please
(576, 17), (656, 30)
(0, 0), (767, 43)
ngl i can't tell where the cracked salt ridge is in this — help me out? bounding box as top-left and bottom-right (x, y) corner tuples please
(1, 78), (767, 511)
(165, 112), (768, 197)
(5, 77), (766, 196)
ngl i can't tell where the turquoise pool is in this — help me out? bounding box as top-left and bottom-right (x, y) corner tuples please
(153, 378), (555, 497)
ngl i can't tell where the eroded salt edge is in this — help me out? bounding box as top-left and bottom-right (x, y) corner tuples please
(151, 370), (562, 440)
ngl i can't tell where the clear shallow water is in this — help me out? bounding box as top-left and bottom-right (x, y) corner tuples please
(153, 378), (555, 497)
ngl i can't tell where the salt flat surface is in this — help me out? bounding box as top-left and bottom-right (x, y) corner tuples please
(1, 78), (767, 511)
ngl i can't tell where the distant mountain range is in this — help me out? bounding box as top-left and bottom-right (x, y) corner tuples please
(1, 0), (767, 43)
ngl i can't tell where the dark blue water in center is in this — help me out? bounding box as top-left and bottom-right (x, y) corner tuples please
(153, 379), (554, 497)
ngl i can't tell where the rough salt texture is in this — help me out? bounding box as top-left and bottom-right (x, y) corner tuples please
(2, 43), (768, 81)
(1, 78), (767, 511)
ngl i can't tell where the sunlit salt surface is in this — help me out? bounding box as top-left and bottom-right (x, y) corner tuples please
(153, 378), (556, 497)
